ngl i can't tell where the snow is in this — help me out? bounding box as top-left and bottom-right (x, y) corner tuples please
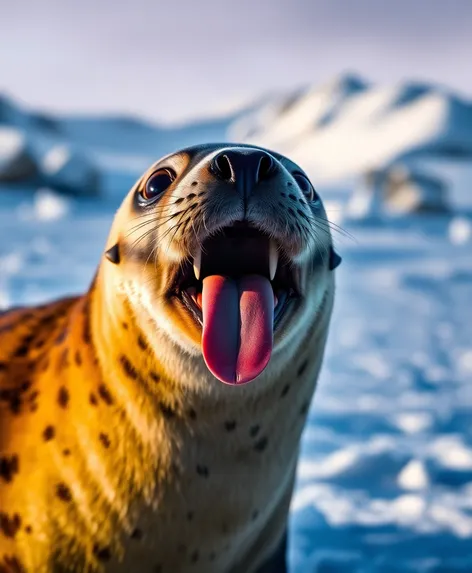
(449, 217), (472, 245)
(0, 127), (23, 162)
(397, 460), (429, 491)
(1, 77), (472, 571)
(39, 144), (101, 196)
(0, 126), (36, 181)
(42, 144), (70, 174)
(345, 166), (451, 220)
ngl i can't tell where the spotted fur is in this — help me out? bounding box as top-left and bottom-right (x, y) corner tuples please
(0, 144), (336, 573)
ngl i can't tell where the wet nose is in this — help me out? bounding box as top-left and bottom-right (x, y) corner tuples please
(210, 149), (275, 191)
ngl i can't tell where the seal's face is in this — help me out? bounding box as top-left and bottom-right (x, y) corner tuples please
(107, 144), (337, 384)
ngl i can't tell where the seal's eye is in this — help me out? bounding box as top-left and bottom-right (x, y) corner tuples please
(293, 173), (319, 202)
(141, 169), (175, 201)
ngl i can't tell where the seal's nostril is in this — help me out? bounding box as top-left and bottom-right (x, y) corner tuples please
(210, 149), (275, 189)
(256, 155), (274, 182)
(212, 154), (233, 181)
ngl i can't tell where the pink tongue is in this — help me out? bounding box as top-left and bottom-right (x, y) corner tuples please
(201, 274), (274, 384)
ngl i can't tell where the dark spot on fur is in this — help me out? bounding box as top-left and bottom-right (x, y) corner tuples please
(93, 544), (111, 562)
(186, 193), (197, 200)
(1, 555), (26, 573)
(297, 360), (308, 377)
(99, 433), (111, 448)
(9, 395), (20, 415)
(43, 426), (55, 441)
(130, 528), (143, 540)
(63, 449), (71, 457)
(187, 511), (194, 521)
(56, 483), (72, 502)
(89, 393), (98, 406)
(54, 327), (68, 345)
(150, 371), (160, 383)
(98, 384), (113, 405)
(13, 345), (29, 358)
(288, 207), (296, 217)
(191, 181), (198, 186)
(280, 192), (287, 197)
(254, 437), (268, 452)
(82, 299), (92, 344)
(300, 400), (310, 415)
(190, 550), (199, 563)
(0, 389), (23, 415)
(287, 181), (293, 186)
(288, 194), (297, 201)
(122, 321), (129, 330)
(57, 386), (69, 408)
(20, 382), (31, 393)
(0, 513), (21, 538)
(25, 525), (32, 534)
(249, 424), (260, 437)
(137, 335), (147, 351)
(74, 351), (82, 366)
(120, 355), (139, 381)
(188, 408), (197, 420)
(159, 403), (175, 419)
(29, 390), (38, 402)
(40, 357), (50, 372)
(0, 361), (7, 371)
(280, 384), (290, 397)
(196, 465), (209, 478)
(0, 455), (19, 483)
(224, 420), (236, 432)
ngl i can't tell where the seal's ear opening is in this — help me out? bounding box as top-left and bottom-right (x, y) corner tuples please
(105, 243), (120, 265)
(329, 246), (342, 271)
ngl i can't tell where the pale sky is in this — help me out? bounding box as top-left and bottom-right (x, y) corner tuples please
(1, 0), (471, 122)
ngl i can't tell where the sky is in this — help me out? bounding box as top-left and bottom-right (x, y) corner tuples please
(1, 0), (471, 123)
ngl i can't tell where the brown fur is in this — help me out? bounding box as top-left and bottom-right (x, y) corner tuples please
(0, 144), (335, 573)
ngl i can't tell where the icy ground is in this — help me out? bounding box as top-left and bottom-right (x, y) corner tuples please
(0, 174), (471, 572)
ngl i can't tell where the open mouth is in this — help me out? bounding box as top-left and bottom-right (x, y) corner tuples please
(171, 223), (300, 385)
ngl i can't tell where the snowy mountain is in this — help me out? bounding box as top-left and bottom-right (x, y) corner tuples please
(2, 74), (472, 200)
(231, 74), (472, 184)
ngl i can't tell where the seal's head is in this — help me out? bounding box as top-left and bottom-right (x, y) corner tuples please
(103, 144), (340, 385)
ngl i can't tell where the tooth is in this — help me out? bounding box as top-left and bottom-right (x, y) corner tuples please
(193, 248), (201, 281)
(269, 240), (278, 281)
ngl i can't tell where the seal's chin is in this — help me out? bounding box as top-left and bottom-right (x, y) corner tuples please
(169, 223), (300, 385)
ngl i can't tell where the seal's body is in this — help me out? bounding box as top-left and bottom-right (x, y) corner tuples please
(0, 144), (339, 573)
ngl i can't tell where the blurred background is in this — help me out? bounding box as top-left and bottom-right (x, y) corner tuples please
(1, 1), (472, 571)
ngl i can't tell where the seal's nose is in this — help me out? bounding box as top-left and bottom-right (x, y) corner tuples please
(210, 149), (275, 190)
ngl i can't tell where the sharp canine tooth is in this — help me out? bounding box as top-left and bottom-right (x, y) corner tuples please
(269, 240), (278, 281)
(193, 249), (201, 281)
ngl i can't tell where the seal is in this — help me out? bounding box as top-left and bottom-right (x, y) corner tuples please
(0, 143), (341, 573)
